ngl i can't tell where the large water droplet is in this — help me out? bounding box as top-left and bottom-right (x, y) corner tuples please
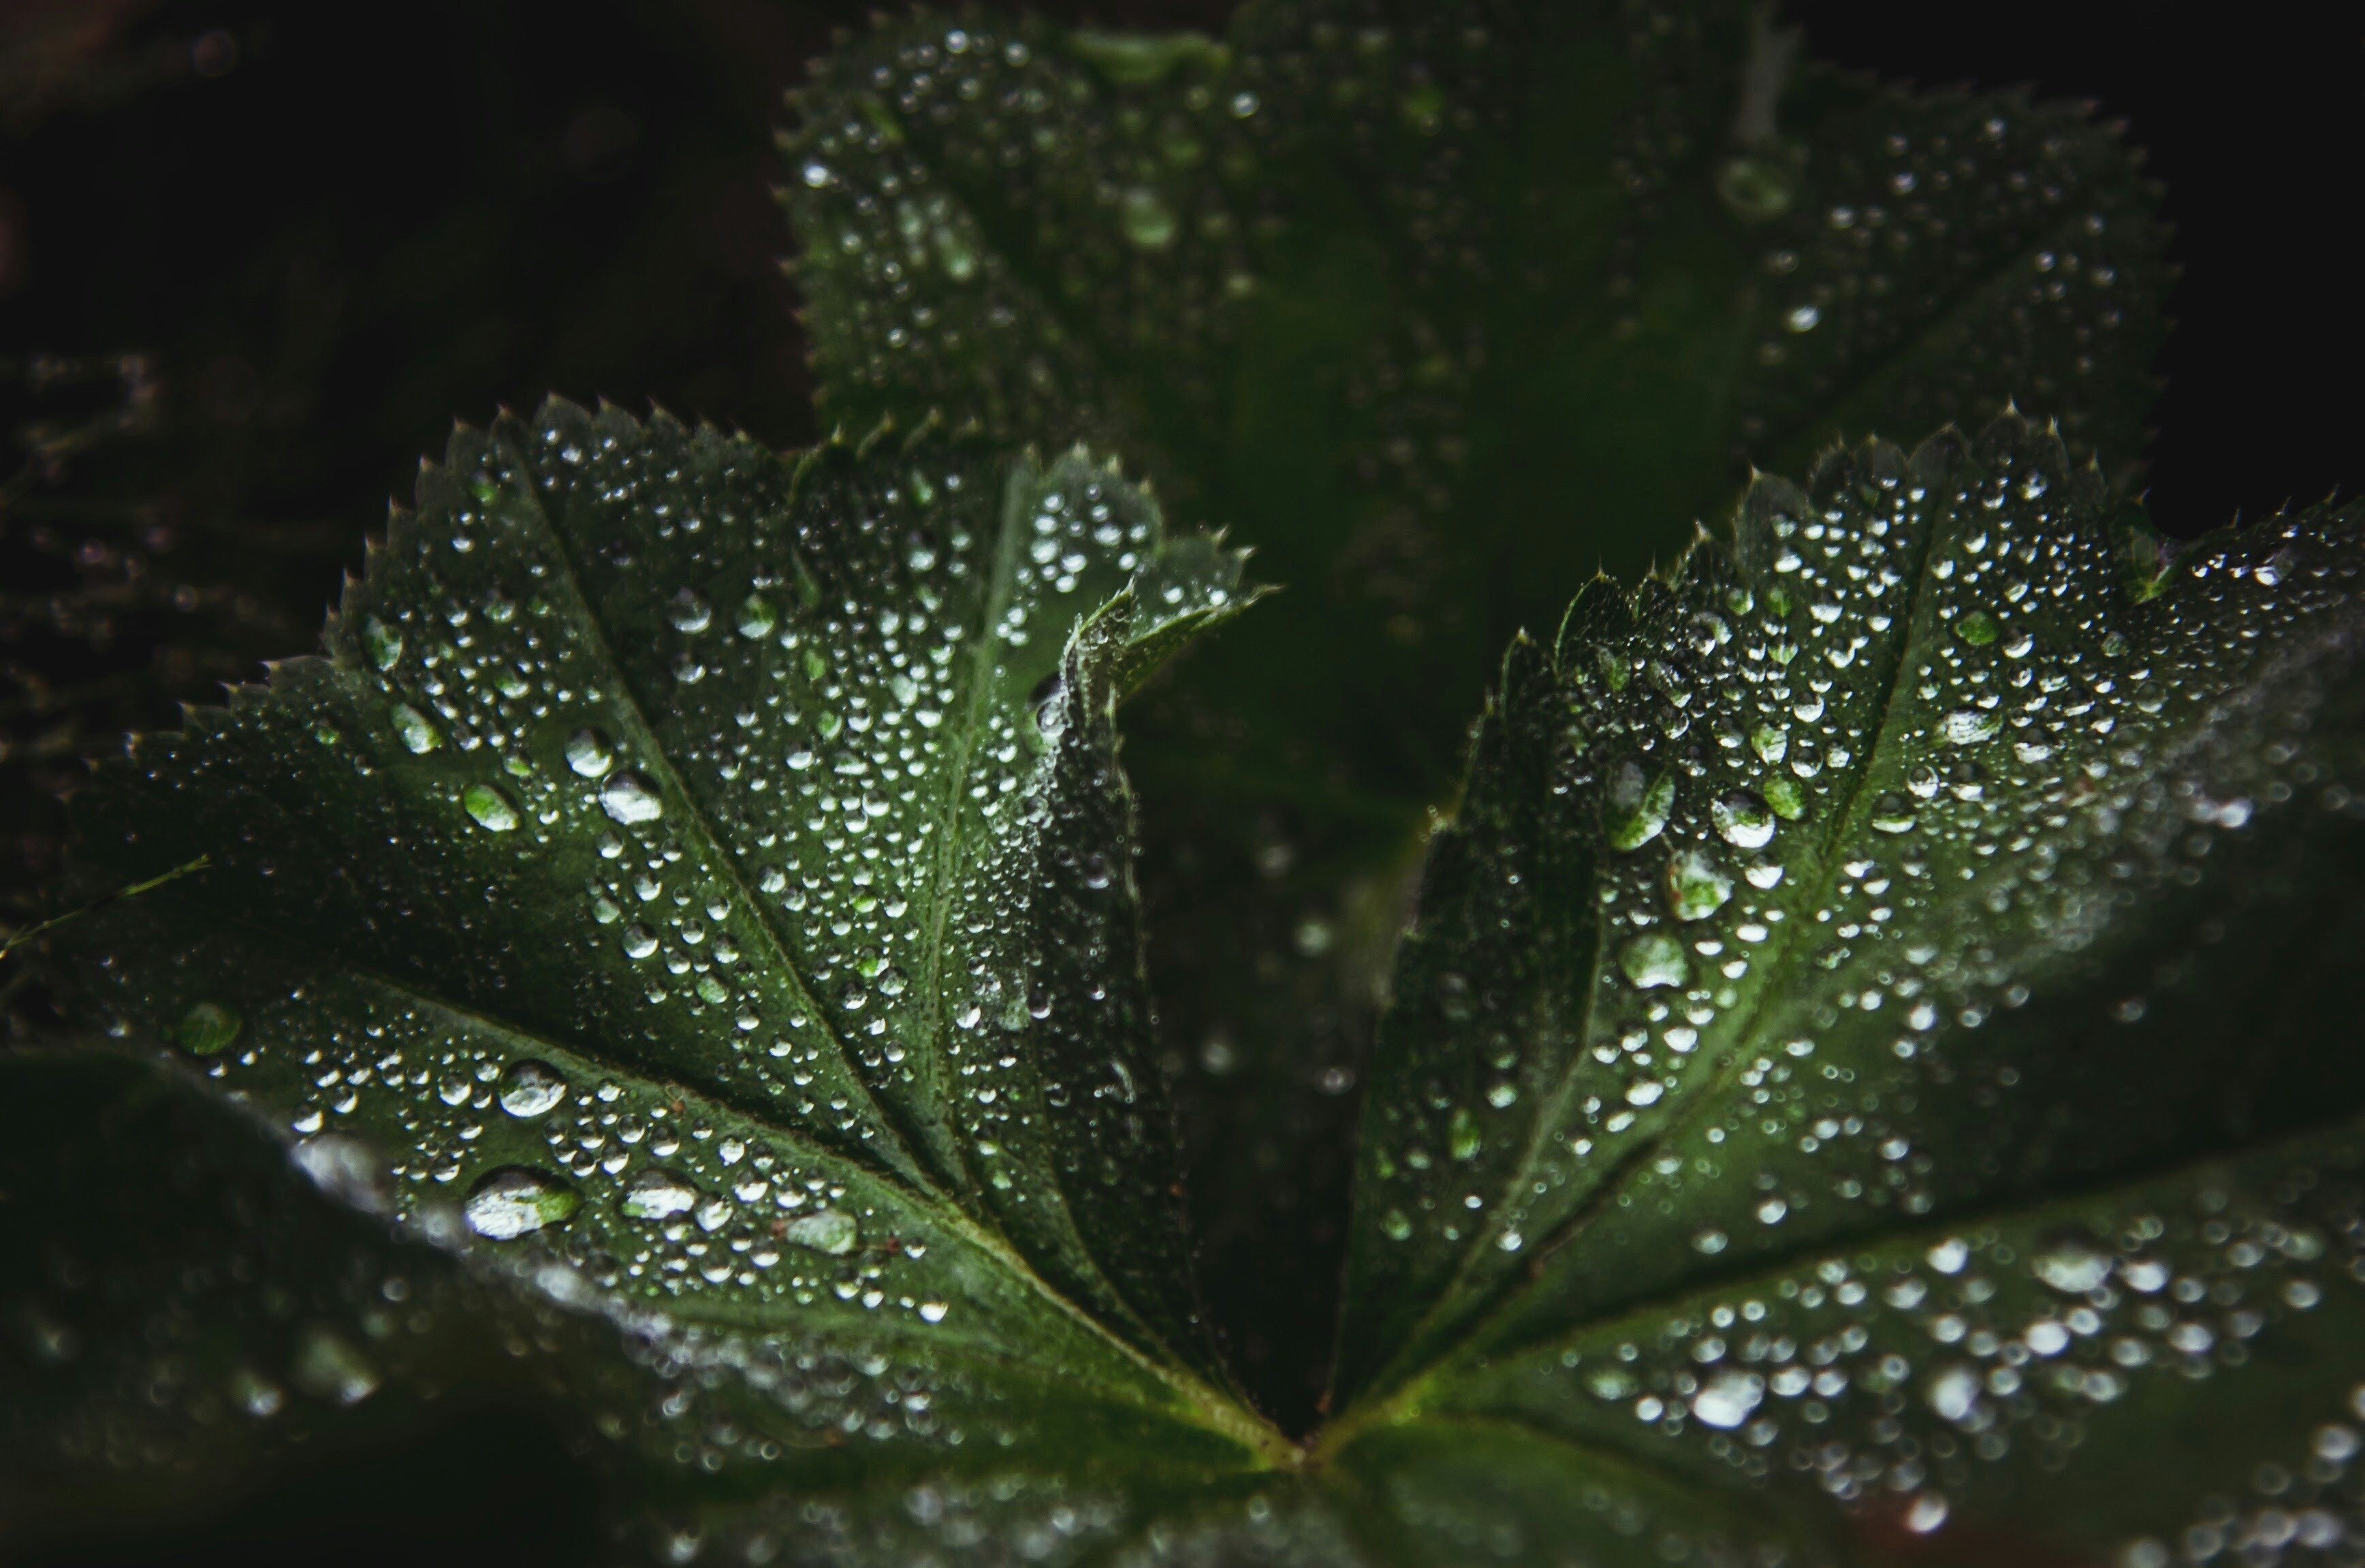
(1117, 187), (1177, 250)
(464, 1168), (580, 1239)
(566, 728), (616, 778)
(2033, 1230), (2112, 1294)
(392, 704), (442, 754)
(1712, 789), (1776, 849)
(498, 1060), (569, 1118)
(464, 783), (520, 832)
(1666, 848), (1732, 921)
(1621, 931), (1689, 989)
(1606, 763), (1675, 850)
(600, 771), (664, 825)
(622, 1168), (699, 1221)
(783, 1209), (857, 1255)
(1939, 709), (2001, 746)
(1690, 1369), (1764, 1428)
(360, 616), (403, 671)
(178, 1000), (242, 1056)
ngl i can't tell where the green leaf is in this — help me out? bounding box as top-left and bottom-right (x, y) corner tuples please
(1323, 412), (2365, 1558)
(781, 3), (2172, 1396)
(50, 400), (1294, 1529)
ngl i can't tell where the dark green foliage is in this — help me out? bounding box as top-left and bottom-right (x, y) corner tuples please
(10, 3), (2365, 1564)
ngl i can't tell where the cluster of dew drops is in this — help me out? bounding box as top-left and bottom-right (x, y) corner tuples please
(1372, 430), (2364, 1274)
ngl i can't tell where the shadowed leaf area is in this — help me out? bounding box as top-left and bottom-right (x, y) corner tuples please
(779, 0), (2171, 1401)
(10, 3), (2365, 1565)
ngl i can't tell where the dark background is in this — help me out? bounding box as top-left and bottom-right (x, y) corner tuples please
(1, 1), (2357, 1561)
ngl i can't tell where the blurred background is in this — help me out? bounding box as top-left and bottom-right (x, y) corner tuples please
(1, 1), (2358, 1561)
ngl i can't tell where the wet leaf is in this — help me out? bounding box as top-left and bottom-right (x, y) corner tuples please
(1330, 413), (2365, 1560)
(46, 399), (1296, 1538)
(782, 1), (2172, 1401)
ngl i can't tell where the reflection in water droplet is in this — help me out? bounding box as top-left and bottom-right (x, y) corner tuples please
(1606, 763), (1675, 850)
(1621, 931), (1689, 989)
(1691, 1370), (1764, 1428)
(600, 771), (664, 825)
(498, 1060), (569, 1118)
(1712, 789), (1776, 849)
(392, 704), (442, 754)
(783, 1209), (858, 1255)
(178, 1000), (242, 1056)
(464, 784), (520, 831)
(1666, 848), (1733, 921)
(1939, 709), (2001, 746)
(669, 590), (712, 633)
(622, 1168), (699, 1220)
(737, 593), (778, 639)
(361, 616), (403, 671)
(566, 728), (616, 778)
(464, 1168), (580, 1239)
(1869, 792), (1918, 833)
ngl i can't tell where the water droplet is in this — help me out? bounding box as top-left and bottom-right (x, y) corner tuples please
(1449, 1105), (1483, 1162)
(2034, 1231), (2112, 1294)
(1869, 793), (1918, 833)
(1620, 931), (1689, 989)
(1382, 1209), (1413, 1241)
(1749, 724), (1788, 764)
(498, 1061), (569, 1118)
(566, 728), (616, 778)
(1691, 1370), (1764, 1428)
(784, 1209), (857, 1255)
(622, 923), (658, 960)
(669, 590), (712, 633)
(464, 1168), (580, 1239)
(1666, 848), (1732, 921)
(1939, 709), (2001, 746)
(622, 1168), (699, 1221)
(1711, 788), (1776, 849)
(178, 1000), (241, 1056)
(1606, 763), (1675, 850)
(737, 592), (778, 639)
(1928, 1364), (1981, 1423)
(1784, 304), (1821, 333)
(1117, 187), (1177, 250)
(464, 783), (520, 832)
(1903, 1494), (1950, 1535)
(392, 704), (441, 754)
(1956, 609), (1999, 646)
(289, 1326), (379, 1406)
(600, 771), (664, 825)
(360, 616), (402, 671)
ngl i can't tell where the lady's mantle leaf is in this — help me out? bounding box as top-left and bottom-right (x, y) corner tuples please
(1329, 413), (2365, 1558)
(782, 3), (2173, 1405)
(53, 400), (1286, 1504)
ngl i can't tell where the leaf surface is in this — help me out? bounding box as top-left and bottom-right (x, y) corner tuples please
(782, 1), (2173, 1398)
(1326, 413), (2365, 1559)
(52, 400), (1290, 1527)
